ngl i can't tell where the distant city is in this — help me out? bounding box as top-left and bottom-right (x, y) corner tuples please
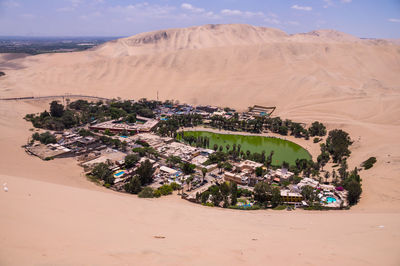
(0, 36), (123, 54)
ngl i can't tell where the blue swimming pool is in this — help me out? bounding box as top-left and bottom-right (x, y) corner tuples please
(326, 197), (337, 203)
(114, 171), (126, 177)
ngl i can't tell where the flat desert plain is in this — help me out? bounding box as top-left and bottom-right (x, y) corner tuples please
(0, 25), (400, 265)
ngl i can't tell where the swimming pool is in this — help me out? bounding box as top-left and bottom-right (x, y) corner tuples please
(114, 170), (126, 178)
(326, 197), (337, 203)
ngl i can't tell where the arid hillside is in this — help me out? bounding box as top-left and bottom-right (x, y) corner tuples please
(0, 24), (399, 111)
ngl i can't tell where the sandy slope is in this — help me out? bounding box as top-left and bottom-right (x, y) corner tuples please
(0, 24), (399, 265)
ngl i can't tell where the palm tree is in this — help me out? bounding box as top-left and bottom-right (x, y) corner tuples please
(201, 167), (207, 182)
(186, 175), (194, 191)
(324, 171), (330, 184)
(226, 144), (230, 151)
(213, 144), (218, 151)
(217, 162), (223, 174)
(237, 144), (241, 153)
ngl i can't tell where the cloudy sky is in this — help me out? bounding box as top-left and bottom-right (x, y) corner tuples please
(0, 0), (399, 38)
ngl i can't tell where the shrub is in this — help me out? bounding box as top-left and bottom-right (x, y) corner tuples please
(362, 157), (376, 170)
(273, 205), (287, 210)
(153, 190), (162, 198)
(157, 184), (173, 196)
(170, 182), (181, 191)
(313, 137), (322, 143)
(138, 187), (154, 198)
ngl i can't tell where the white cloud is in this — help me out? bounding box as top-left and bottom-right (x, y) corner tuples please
(291, 5), (312, 11)
(388, 18), (400, 23)
(341, 0), (352, 3)
(109, 3), (177, 21)
(287, 21), (300, 26)
(323, 0), (333, 8)
(221, 9), (242, 16)
(57, 7), (74, 12)
(264, 17), (280, 25)
(70, 0), (83, 7)
(181, 3), (205, 13)
(20, 13), (35, 19)
(1, 0), (20, 8)
(221, 9), (264, 17)
(80, 11), (102, 20)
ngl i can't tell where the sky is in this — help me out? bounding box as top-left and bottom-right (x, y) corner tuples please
(0, 0), (399, 38)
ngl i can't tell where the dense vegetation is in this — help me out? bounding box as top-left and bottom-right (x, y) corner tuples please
(24, 99), (158, 131)
(91, 163), (115, 186)
(31, 131), (57, 144)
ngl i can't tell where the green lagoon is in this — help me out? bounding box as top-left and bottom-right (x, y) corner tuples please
(177, 131), (311, 166)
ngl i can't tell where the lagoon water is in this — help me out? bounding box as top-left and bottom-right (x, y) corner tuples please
(178, 131), (311, 166)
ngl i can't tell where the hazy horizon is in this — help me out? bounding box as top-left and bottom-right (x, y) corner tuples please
(0, 0), (399, 38)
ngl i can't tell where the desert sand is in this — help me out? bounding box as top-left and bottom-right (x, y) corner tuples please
(0, 24), (399, 265)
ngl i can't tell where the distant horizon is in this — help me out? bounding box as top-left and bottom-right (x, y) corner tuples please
(1, 0), (399, 38)
(0, 23), (398, 40)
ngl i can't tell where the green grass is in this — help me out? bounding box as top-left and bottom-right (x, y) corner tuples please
(177, 131), (311, 166)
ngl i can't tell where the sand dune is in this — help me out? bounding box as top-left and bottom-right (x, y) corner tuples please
(0, 24), (399, 265)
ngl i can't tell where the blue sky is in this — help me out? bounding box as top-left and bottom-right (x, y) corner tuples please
(0, 0), (399, 38)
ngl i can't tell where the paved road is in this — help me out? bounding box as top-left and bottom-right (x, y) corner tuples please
(0, 94), (110, 101)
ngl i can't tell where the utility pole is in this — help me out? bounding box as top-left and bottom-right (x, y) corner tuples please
(157, 90), (159, 101)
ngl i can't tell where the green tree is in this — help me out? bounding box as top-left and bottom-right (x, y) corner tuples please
(253, 181), (270, 204)
(230, 182), (238, 206)
(125, 176), (142, 194)
(166, 155), (182, 167)
(50, 101), (64, 117)
(301, 185), (316, 203)
(124, 154), (139, 169)
(209, 185), (222, 206)
(136, 159), (155, 185)
(201, 191), (210, 204)
(326, 129), (352, 162)
(61, 110), (77, 128)
(92, 163), (114, 185)
(271, 187), (282, 208)
(219, 182), (230, 208)
(255, 167), (263, 177)
(201, 167), (207, 182)
(181, 162), (195, 175)
(346, 179), (362, 205)
(308, 121), (327, 137)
